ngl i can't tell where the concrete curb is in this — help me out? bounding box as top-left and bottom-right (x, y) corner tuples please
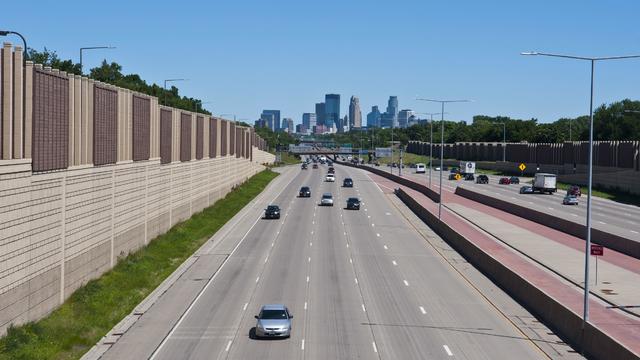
(396, 187), (639, 360)
(454, 186), (640, 259)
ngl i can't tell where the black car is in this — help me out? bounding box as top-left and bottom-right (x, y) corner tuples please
(328, 167), (335, 174)
(312, 163), (318, 169)
(448, 173), (459, 180)
(476, 175), (489, 184)
(264, 205), (280, 219)
(346, 197), (361, 210)
(301, 163), (308, 170)
(299, 186), (311, 197)
(509, 176), (520, 184)
(343, 178), (353, 187)
(464, 173), (475, 181)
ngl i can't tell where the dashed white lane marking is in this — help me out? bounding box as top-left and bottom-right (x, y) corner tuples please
(355, 278), (358, 284)
(631, 230), (639, 234)
(264, 257), (268, 263)
(376, 233), (381, 237)
(365, 209), (368, 212)
(344, 232), (347, 235)
(225, 340), (232, 352)
(308, 257), (311, 262)
(311, 231), (314, 234)
(277, 230), (280, 234)
(346, 243), (350, 248)
(372, 223), (375, 227)
(271, 242), (274, 247)
(243, 302), (248, 311)
(419, 306), (426, 314)
(383, 245), (388, 250)
(572, 214), (579, 217)
(511, 197), (516, 200)
(443, 345), (453, 356)
(255, 276), (260, 283)
(312, 221), (315, 224)
(598, 221), (606, 225)
(306, 276), (310, 283)
(310, 242), (313, 247)
(392, 260), (397, 266)
(367, 215), (371, 218)
(403, 280), (409, 286)
(349, 258), (353, 264)
(548, 207), (554, 211)
(361, 304), (366, 312)
(301, 339), (305, 350)
(529, 202), (534, 205)
(372, 341), (378, 353)
(304, 302), (307, 310)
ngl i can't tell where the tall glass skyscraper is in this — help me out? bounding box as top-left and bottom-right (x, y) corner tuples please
(325, 94), (340, 130)
(261, 110), (281, 131)
(367, 106), (381, 127)
(315, 103), (325, 126)
(302, 113), (316, 133)
(386, 96), (398, 128)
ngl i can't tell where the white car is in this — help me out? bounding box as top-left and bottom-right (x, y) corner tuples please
(325, 174), (335, 182)
(415, 163), (426, 173)
(320, 193), (334, 206)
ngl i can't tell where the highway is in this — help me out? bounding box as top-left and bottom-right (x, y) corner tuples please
(376, 165), (640, 243)
(101, 161), (556, 360)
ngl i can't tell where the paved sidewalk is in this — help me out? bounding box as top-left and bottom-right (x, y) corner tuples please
(365, 171), (640, 357)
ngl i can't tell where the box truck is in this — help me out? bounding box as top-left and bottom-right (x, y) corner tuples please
(459, 161), (476, 175)
(532, 173), (557, 194)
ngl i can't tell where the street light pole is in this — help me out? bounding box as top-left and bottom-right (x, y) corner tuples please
(521, 51), (640, 328)
(79, 46), (115, 74)
(163, 78), (187, 106)
(417, 112), (447, 188)
(416, 98), (471, 219)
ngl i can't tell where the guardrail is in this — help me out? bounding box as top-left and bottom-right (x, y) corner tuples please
(395, 187), (638, 360)
(454, 186), (640, 259)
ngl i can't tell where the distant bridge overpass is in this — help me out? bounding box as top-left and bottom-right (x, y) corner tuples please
(288, 145), (371, 155)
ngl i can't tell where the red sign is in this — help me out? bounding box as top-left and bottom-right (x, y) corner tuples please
(590, 244), (604, 256)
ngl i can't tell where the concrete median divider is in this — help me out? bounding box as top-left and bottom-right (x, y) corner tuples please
(454, 186), (640, 259)
(395, 187), (638, 360)
(333, 160), (441, 203)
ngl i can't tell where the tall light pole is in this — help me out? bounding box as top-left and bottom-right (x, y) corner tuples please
(194, 100), (211, 113)
(522, 51), (640, 328)
(416, 112), (447, 188)
(494, 122), (506, 162)
(417, 98), (471, 219)
(79, 46), (115, 73)
(163, 78), (188, 106)
(220, 114), (237, 122)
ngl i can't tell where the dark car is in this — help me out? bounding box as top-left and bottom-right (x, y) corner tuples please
(328, 167), (335, 174)
(448, 173), (459, 180)
(346, 197), (361, 210)
(476, 174), (489, 184)
(312, 163), (318, 169)
(299, 186), (311, 197)
(264, 205), (280, 219)
(450, 167), (459, 174)
(464, 173), (475, 181)
(499, 177), (511, 185)
(520, 186), (534, 194)
(568, 185), (582, 197)
(343, 178), (353, 187)
(301, 163), (308, 170)
(509, 176), (520, 184)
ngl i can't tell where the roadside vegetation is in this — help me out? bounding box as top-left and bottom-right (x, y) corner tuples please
(0, 169), (279, 360)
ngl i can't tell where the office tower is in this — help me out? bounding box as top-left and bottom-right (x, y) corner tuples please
(260, 112), (275, 130)
(302, 113), (317, 133)
(386, 96), (398, 127)
(367, 106), (381, 127)
(254, 118), (266, 128)
(315, 103), (325, 126)
(296, 124), (307, 134)
(398, 109), (415, 128)
(282, 118), (294, 133)
(325, 94), (340, 129)
(261, 110), (281, 131)
(349, 96), (362, 129)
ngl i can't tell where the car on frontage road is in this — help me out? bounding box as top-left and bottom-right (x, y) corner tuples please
(254, 304), (292, 339)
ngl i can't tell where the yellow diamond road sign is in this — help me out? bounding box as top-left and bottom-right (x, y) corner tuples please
(519, 163), (526, 171)
(454, 173), (462, 180)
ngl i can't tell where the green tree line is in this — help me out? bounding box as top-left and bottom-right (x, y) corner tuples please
(254, 126), (297, 152)
(321, 99), (640, 147)
(25, 48), (211, 114)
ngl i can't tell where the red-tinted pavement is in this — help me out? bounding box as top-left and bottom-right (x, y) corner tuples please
(365, 171), (640, 356)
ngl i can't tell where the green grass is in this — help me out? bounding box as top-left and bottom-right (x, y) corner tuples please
(0, 169), (279, 360)
(377, 150), (432, 165)
(274, 152), (300, 166)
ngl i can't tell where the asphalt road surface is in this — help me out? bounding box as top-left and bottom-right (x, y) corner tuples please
(101, 162), (555, 360)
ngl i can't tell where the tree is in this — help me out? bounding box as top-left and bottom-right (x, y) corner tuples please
(26, 48), (81, 75)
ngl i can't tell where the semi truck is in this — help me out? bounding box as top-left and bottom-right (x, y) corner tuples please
(532, 173), (557, 194)
(459, 161), (476, 175)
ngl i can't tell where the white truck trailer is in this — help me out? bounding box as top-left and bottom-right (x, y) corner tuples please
(459, 161), (476, 175)
(532, 173), (557, 194)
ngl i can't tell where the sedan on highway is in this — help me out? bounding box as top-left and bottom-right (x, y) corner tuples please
(499, 177), (511, 185)
(254, 304), (292, 339)
(299, 186), (311, 197)
(343, 178), (353, 187)
(563, 195), (579, 205)
(464, 173), (475, 181)
(568, 185), (582, 197)
(346, 197), (360, 210)
(320, 193), (334, 206)
(519, 186), (534, 194)
(264, 205), (281, 219)
(301, 163), (308, 170)
(509, 176), (520, 184)
(325, 174), (335, 182)
(312, 163), (318, 169)
(476, 175), (489, 184)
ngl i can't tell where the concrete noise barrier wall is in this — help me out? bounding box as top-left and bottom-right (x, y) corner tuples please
(395, 188), (638, 360)
(454, 186), (640, 259)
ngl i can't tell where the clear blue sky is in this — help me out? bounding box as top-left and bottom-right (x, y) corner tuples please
(4, 0), (640, 125)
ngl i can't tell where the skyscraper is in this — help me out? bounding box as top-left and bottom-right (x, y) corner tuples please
(386, 96), (398, 128)
(315, 103), (325, 126)
(302, 113), (316, 134)
(367, 106), (381, 128)
(325, 94), (340, 129)
(282, 118), (294, 133)
(398, 109), (415, 128)
(261, 110), (281, 131)
(349, 96), (362, 129)
(260, 112), (275, 130)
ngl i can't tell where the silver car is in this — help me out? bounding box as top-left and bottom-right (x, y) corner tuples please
(254, 304), (292, 338)
(563, 195), (579, 205)
(320, 193), (334, 206)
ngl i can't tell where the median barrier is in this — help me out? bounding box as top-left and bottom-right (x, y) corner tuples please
(395, 187), (638, 360)
(454, 186), (640, 259)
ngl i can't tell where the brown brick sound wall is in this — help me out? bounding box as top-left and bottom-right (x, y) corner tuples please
(132, 96), (150, 161)
(196, 116), (203, 160)
(220, 120), (227, 156)
(93, 86), (118, 166)
(229, 122), (235, 156)
(210, 117), (218, 158)
(160, 109), (172, 164)
(32, 69), (69, 172)
(180, 113), (191, 162)
(395, 188), (638, 360)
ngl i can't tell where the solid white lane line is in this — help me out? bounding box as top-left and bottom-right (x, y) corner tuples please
(403, 280), (409, 286)
(255, 276), (260, 283)
(243, 302), (248, 311)
(392, 260), (397, 266)
(443, 345), (453, 356)
(419, 306), (426, 314)
(372, 341), (378, 353)
(301, 339), (305, 350)
(362, 304), (366, 312)
(631, 230), (639, 234)
(383, 245), (388, 250)
(225, 340), (232, 352)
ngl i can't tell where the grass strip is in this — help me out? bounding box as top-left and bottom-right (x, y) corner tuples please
(0, 168), (279, 360)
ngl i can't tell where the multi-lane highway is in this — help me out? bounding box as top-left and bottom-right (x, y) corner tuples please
(100, 160), (562, 359)
(377, 165), (640, 242)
